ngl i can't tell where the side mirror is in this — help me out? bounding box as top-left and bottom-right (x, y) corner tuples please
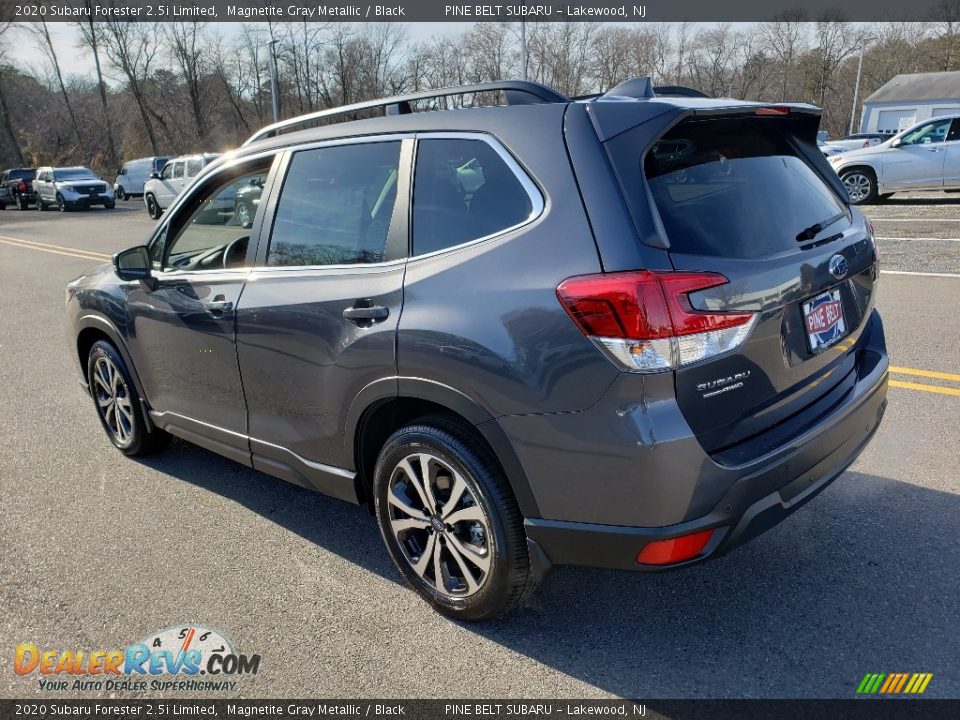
(113, 246), (156, 288)
(150, 172), (161, 180)
(891, 138), (902, 148)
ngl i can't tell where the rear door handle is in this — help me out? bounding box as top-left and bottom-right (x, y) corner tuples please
(343, 304), (389, 323)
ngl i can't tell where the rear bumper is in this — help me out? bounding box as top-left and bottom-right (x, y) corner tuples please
(520, 311), (888, 571)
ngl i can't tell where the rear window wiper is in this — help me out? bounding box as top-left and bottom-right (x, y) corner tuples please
(796, 211), (847, 241)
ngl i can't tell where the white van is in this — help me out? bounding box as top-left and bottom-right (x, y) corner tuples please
(114, 157), (169, 200)
(143, 153), (219, 219)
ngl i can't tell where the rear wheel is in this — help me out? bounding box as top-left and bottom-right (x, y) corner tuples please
(841, 169), (878, 205)
(145, 193), (161, 219)
(373, 417), (534, 621)
(116, 186), (127, 201)
(234, 201), (253, 228)
(36, 198), (46, 211)
(87, 340), (169, 456)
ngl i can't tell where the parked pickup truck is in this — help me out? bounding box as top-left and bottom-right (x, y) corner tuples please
(0, 168), (37, 210)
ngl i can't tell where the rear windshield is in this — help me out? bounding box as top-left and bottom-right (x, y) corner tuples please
(8, 169), (35, 180)
(640, 118), (847, 258)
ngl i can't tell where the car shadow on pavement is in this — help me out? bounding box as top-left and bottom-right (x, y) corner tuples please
(137, 444), (958, 698)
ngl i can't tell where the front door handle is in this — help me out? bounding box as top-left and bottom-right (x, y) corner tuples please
(343, 303), (389, 324)
(203, 295), (234, 315)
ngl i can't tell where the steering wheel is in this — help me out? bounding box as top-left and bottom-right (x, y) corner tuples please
(223, 236), (249, 269)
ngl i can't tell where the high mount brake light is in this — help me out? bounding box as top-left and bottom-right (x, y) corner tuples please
(557, 271), (756, 372)
(755, 106), (790, 116)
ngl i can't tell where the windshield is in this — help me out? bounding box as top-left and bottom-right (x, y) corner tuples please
(8, 169), (35, 180)
(639, 117), (848, 258)
(54, 169), (98, 182)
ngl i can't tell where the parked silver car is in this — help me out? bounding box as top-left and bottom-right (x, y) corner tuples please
(143, 153), (219, 219)
(33, 166), (115, 212)
(829, 115), (960, 203)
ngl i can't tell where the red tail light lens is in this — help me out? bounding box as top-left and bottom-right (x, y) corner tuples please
(17, 181), (26, 192)
(557, 271), (755, 371)
(636, 529), (714, 565)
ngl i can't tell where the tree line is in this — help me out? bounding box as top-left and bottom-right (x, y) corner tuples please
(2, 17), (960, 175)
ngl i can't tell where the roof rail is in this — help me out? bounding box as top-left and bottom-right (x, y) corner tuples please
(243, 80), (570, 145)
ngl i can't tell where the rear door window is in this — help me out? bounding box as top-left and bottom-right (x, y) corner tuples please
(186, 158), (203, 177)
(412, 138), (534, 256)
(637, 117), (848, 258)
(266, 141), (402, 267)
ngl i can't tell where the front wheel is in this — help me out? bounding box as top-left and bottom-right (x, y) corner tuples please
(373, 418), (535, 621)
(145, 193), (161, 219)
(116, 186), (127, 201)
(841, 169), (878, 205)
(104, 199), (115, 209)
(87, 340), (169, 456)
(56, 193), (69, 212)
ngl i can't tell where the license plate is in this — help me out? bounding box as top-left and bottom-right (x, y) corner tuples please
(803, 289), (847, 353)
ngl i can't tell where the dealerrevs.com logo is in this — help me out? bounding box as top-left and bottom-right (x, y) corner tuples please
(13, 625), (260, 692)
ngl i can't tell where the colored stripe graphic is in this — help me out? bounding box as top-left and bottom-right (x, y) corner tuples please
(857, 672), (933, 694)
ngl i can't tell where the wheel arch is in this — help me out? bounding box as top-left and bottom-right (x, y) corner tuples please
(76, 315), (154, 430)
(347, 377), (540, 518)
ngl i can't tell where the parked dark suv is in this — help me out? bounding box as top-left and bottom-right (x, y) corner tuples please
(66, 79), (888, 621)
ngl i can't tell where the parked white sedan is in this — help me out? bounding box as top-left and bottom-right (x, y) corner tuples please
(829, 116), (960, 204)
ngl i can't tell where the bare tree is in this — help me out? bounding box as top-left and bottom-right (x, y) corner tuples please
(760, 10), (811, 101)
(165, 21), (208, 141)
(100, 20), (162, 154)
(27, 19), (83, 151)
(0, 20), (25, 165)
(76, 4), (118, 169)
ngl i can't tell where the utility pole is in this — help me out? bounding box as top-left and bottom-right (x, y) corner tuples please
(849, 37), (875, 136)
(520, 21), (528, 81)
(268, 38), (280, 123)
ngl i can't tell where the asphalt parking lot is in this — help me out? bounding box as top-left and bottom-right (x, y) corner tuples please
(1, 194), (958, 700)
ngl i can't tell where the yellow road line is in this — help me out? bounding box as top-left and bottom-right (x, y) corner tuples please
(889, 379), (960, 397)
(0, 234), (111, 260)
(890, 366), (960, 383)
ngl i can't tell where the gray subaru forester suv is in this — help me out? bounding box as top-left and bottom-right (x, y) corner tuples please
(66, 78), (888, 621)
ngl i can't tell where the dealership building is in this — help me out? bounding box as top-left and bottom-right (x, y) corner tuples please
(859, 70), (960, 135)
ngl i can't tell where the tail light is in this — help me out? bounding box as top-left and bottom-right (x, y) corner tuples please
(17, 181), (26, 192)
(636, 529), (715, 565)
(556, 270), (756, 372)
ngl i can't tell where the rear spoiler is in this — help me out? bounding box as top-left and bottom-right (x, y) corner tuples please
(586, 101), (849, 204)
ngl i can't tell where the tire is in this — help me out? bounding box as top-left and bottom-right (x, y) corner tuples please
(56, 193), (69, 212)
(0, 202), (4, 210)
(104, 199), (115, 209)
(15, 194), (27, 210)
(841, 168), (878, 205)
(116, 186), (127, 201)
(373, 417), (535, 621)
(37, 198), (46, 211)
(145, 193), (161, 219)
(87, 340), (170, 456)
(234, 201), (253, 229)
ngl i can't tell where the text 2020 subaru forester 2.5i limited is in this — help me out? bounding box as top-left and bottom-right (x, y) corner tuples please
(66, 78), (888, 621)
